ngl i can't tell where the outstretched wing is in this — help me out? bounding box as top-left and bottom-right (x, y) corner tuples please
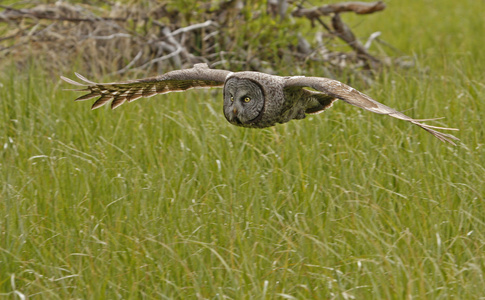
(284, 76), (459, 145)
(61, 63), (231, 109)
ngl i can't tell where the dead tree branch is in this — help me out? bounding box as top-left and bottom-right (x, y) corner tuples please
(292, 1), (386, 18)
(292, 1), (386, 68)
(331, 13), (380, 65)
(0, 1), (393, 77)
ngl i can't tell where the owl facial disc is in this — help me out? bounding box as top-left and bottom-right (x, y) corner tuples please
(223, 77), (265, 127)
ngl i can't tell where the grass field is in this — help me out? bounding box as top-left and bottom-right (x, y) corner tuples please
(1, 1), (484, 299)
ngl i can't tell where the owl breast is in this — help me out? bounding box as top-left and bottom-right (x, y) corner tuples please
(223, 77), (265, 128)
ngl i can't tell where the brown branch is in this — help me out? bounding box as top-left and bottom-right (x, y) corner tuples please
(291, 1), (385, 67)
(331, 13), (380, 66)
(0, 5), (136, 23)
(292, 1), (385, 19)
(0, 12), (127, 23)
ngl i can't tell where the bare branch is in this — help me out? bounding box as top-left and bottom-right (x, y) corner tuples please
(331, 13), (380, 65)
(171, 20), (217, 36)
(292, 1), (386, 19)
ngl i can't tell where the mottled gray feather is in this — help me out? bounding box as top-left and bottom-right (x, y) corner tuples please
(284, 76), (459, 145)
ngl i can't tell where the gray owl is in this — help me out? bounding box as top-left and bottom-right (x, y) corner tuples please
(61, 63), (458, 144)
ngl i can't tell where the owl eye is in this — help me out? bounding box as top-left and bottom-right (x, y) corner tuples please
(243, 97), (251, 103)
(230, 96), (234, 102)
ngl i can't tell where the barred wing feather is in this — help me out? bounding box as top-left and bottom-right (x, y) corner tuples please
(61, 64), (231, 109)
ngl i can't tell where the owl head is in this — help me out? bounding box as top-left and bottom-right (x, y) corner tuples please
(222, 77), (265, 127)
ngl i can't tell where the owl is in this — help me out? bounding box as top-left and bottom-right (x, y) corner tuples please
(61, 63), (458, 145)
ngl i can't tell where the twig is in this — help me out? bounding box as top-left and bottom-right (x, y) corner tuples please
(82, 33), (132, 40)
(110, 50), (143, 75)
(364, 31), (381, 50)
(136, 46), (183, 71)
(171, 20), (217, 36)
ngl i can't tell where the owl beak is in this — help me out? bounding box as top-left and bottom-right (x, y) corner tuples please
(233, 108), (237, 115)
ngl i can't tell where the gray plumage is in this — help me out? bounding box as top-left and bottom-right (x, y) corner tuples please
(61, 63), (459, 145)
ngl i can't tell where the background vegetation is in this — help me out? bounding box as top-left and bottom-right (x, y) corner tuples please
(1, 0), (484, 299)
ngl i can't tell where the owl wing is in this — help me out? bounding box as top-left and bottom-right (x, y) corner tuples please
(61, 63), (231, 109)
(284, 76), (459, 145)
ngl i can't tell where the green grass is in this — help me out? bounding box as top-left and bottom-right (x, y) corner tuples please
(1, 1), (485, 299)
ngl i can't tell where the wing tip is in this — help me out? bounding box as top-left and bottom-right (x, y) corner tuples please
(60, 75), (86, 86)
(413, 121), (460, 146)
(74, 72), (97, 85)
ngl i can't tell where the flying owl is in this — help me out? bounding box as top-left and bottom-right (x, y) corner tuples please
(61, 63), (459, 145)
